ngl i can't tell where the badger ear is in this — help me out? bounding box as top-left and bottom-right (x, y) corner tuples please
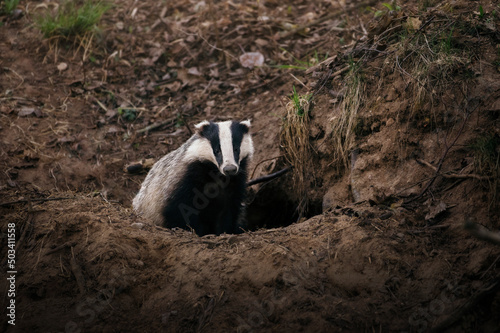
(240, 119), (251, 129)
(194, 120), (211, 135)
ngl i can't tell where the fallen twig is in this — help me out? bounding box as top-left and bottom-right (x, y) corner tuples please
(405, 224), (450, 235)
(247, 167), (292, 186)
(45, 241), (78, 255)
(136, 116), (177, 134)
(250, 155), (283, 179)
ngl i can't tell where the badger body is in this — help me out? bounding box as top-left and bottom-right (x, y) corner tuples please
(133, 120), (254, 236)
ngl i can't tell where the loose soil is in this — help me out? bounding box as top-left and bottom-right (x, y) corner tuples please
(1, 1), (500, 332)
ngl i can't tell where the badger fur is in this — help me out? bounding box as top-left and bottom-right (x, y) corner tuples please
(133, 120), (254, 236)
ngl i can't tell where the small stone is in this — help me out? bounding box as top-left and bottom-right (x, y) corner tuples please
(57, 62), (68, 71)
(239, 52), (265, 68)
(131, 222), (144, 229)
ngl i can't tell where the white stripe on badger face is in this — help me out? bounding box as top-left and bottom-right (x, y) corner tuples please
(240, 133), (254, 162)
(218, 121), (237, 175)
(184, 136), (218, 165)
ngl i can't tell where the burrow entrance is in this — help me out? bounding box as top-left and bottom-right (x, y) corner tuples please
(245, 180), (323, 231)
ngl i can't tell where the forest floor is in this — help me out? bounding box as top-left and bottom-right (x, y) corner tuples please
(1, 0), (500, 332)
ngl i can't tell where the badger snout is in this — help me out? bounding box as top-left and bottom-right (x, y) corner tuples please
(222, 164), (238, 176)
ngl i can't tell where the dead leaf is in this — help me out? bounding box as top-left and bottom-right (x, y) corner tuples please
(18, 108), (35, 117)
(254, 38), (268, 47)
(239, 52), (265, 68)
(176, 68), (202, 86)
(105, 109), (117, 119)
(209, 67), (219, 78)
(187, 67), (202, 76)
(161, 81), (182, 92)
(18, 107), (43, 117)
(425, 201), (447, 220)
(107, 125), (122, 134)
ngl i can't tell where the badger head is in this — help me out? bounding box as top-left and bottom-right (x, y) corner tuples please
(187, 120), (254, 176)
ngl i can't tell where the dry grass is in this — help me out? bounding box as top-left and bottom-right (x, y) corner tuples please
(35, 0), (109, 61)
(330, 62), (364, 171)
(371, 16), (474, 162)
(280, 90), (312, 217)
(391, 21), (472, 122)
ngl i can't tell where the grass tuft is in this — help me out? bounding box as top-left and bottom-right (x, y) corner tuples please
(1, 0), (20, 14)
(36, 0), (109, 40)
(382, 19), (472, 133)
(280, 86), (313, 217)
(330, 59), (364, 171)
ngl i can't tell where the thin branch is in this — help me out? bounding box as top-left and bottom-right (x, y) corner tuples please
(45, 241), (78, 255)
(247, 167), (292, 187)
(250, 155), (283, 179)
(136, 116), (177, 134)
(405, 106), (473, 204)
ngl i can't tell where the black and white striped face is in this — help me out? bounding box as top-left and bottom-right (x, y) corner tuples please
(187, 120), (254, 176)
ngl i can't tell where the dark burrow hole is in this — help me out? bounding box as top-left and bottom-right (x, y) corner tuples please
(245, 181), (322, 231)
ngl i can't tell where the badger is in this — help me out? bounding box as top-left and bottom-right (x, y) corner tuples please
(133, 120), (254, 236)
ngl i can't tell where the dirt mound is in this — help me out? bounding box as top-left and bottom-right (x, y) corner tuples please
(1, 0), (500, 332)
(2, 195), (499, 332)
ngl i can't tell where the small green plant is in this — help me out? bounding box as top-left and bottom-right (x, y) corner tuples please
(439, 26), (455, 54)
(36, 0), (109, 40)
(1, 0), (19, 14)
(175, 113), (185, 128)
(478, 5), (485, 19)
(290, 86), (311, 116)
(118, 107), (138, 122)
(370, 2), (401, 17)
